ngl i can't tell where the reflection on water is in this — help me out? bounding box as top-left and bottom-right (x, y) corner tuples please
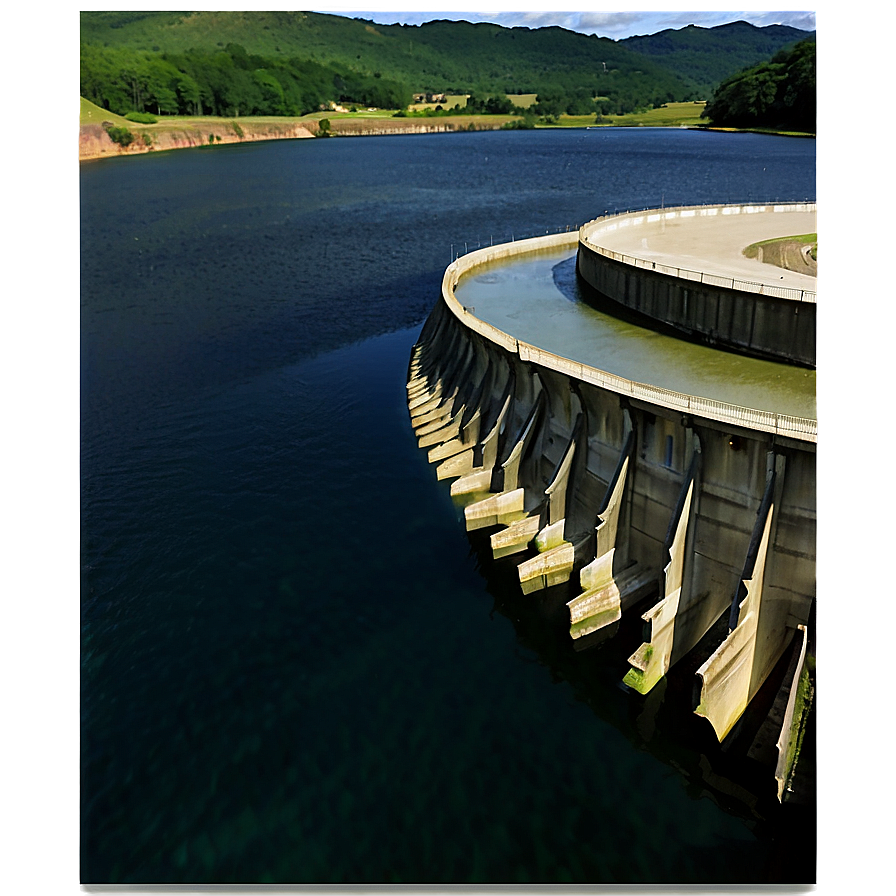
(456, 251), (816, 419)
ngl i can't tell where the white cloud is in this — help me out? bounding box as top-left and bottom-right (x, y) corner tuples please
(666, 10), (817, 32)
(576, 12), (659, 35)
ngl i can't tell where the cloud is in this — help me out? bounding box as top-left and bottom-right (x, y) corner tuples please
(576, 12), (657, 35)
(741, 10), (817, 31)
(657, 10), (816, 32)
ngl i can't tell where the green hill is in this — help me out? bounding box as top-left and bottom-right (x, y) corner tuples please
(621, 20), (815, 96)
(80, 10), (697, 116)
(79, 11), (814, 119)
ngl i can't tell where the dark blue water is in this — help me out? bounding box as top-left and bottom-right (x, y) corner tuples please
(81, 129), (816, 884)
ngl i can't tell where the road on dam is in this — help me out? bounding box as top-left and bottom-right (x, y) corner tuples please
(585, 208), (817, 293)
(455, 249), (816, 420)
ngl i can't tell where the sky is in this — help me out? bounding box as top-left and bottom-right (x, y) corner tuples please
(313, 4), (816, 39)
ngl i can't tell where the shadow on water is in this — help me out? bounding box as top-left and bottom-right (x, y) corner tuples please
(552, 255), (590, 305)
(551, 251), (748, 347)
(462, 526), (816, 884)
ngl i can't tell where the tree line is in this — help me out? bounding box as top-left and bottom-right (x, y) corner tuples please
(80, 42), (412, 117)
(81, 13), (698, 121)
(700, 39), (815, 132)
(82, 37), (686, 122)
(82, 30), (814, 127)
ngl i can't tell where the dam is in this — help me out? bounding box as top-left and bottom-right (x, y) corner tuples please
(407, 203), (816, 802)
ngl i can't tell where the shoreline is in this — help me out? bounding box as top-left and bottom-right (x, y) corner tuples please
(78, 114), (814, 163)
(78, 114), (517, 162)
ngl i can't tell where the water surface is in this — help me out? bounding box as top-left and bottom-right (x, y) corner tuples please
(81, 128), (816, 884)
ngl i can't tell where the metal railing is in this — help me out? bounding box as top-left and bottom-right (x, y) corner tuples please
(449, 223), (582, 264)
(516, 340), (817, 442)
(579, 202), (817, 303)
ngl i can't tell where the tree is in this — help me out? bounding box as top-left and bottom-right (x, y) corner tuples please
(144, 58), (181, 114)
(254, 70), (287, 115)
(175, 73), (202, 115)
(701, 39), (815, 131)
(532, 91), (566, 117)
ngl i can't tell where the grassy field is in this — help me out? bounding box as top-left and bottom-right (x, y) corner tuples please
(86, 97), (808, 143)
(746, 233), (817, 248)
(745, 232), (818, 261)
(150, 109), (395, 128)
(551, 101), (708, 129)
(80, 96), (420, 129)
(80, 97), (132, 126)
(82, 95), (712, 131)
(80, 94), (702, 144)
(408, 94), (469, 112)
(506, 94), (538, 108)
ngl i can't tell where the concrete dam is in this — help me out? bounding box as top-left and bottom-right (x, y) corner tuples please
(406, 203), (816, 802)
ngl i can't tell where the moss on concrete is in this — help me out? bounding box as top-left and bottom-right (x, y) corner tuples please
(569, 607), (619, 638)
(782, 664), (813, 797)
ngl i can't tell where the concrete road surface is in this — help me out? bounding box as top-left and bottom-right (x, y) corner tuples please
(585, 208), (817, 294)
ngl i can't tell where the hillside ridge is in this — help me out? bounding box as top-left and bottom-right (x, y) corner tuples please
(80, 11), (813, 105)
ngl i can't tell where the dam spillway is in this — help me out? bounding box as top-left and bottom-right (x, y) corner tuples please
(407, 204), (816, 802)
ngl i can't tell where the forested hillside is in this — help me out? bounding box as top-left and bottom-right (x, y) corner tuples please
(621, 21), (813, 96)
(80, 11), (814, 121)
(700, 39), (815, 132)
(79, 10), (691, 118)
(80, 42), (411, 117)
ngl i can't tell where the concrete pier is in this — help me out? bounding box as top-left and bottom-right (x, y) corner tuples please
(407, 207), (816, 798)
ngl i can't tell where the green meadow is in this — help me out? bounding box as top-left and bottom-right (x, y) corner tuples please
(553, 101), (708, 128)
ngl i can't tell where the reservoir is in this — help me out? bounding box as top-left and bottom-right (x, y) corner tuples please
(81, 128), (816, 884)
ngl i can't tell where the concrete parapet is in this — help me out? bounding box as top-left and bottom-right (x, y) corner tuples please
(407, 220), (815, 796)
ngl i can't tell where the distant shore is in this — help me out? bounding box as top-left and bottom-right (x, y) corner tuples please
(78, 109), (813, 163)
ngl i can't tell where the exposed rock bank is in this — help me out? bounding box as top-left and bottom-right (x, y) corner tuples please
(79, 115), (513, 162)
(325, 117), (511, 137)
(79, 120), (316, 162)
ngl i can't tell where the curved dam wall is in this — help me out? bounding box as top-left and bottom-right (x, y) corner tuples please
(407, 228), (815, 798)
(577, 204), (817, 368)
